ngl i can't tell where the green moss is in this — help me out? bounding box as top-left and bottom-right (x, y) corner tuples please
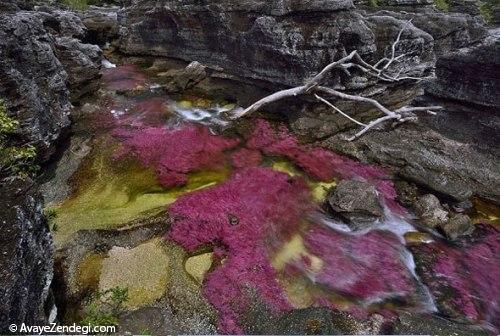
(434, 0), (450, 11)
(369, 0), (379, 7)
(479, 1), (494, 23)
(0, 99), (38, 178)
(49, 143), (229, 246)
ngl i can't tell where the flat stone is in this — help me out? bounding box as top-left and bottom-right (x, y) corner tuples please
(184, 252), (213, 285)
(98, 238), (170, 309)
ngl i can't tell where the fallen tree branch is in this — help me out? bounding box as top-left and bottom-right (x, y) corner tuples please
(232, 21), (441, 140)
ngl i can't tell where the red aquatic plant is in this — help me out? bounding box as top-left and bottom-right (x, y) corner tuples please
(102, 64), (146, 91)
(285, 226), (417, 304)
(168, 167), (313, 333)
(113, 125), (239, 187)
(231, 148), (262, 168)
(410, 224), (500, 330)
(246, 119), (405, 214)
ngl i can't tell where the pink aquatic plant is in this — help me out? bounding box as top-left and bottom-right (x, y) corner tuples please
(246, 119), (405, 213)
(410, 224), (500, 330)
(284, 227), (417, 304)
(113, 125), (239, 187)
(102, 64), (146, 91)
(168, 167), (313, 333)
(231, 148), (262, 168)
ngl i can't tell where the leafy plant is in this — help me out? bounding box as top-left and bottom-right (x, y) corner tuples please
(434, 0), (450, 11)
(80, 287), (129, 329)
(0, 99), (39, 178)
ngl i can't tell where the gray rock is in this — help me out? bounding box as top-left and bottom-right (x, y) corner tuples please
(392, 312), (490, 335)
(328, 179), (384, 228)
(53, 37), (102, 102)
(0, 11), (71, 161)
(0, 9), (102, 161)
(79, 6), (119, 45)
(442, 213), (474, 240)
(160, 61), (208, 93)
(323, 122), (500, 204)
(413, 194), (449, 228)
(426, 29), (500, 108)
(0, 179), (53, 332)
(118, 1), (434, 88)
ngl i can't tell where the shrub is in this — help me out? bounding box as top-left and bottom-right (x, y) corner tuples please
(80, 287), (129, 328)
(0, 99), (38, 178)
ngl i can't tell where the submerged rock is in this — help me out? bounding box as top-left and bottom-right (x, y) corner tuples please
(392, 312), (490, 335)
(410, 224), (500, 330)
(413, 194), (449, 228)
(327, 179), (384, 229)
(442, 213), (474, 240)
(0, 180), (53, 331)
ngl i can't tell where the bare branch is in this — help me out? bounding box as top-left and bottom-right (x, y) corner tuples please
(233, 19), (440, 140)
(314, 94), (367, 127)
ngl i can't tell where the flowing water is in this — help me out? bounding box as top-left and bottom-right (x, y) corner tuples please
(45, 60), (499, 334)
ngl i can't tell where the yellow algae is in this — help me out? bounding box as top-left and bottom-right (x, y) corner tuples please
(74, 252), (105, 292)
(98, 238), (170, 309)
(270, 160), (336, 203)
(310, 181), (336, 202)
(179, 100), (193, 108)
(184, 252), (213, 285)
(271, 234), (323, 274)
(472, 198), (500, 226)
(271, 160), (300, 177)
(404, 231), (434, 245)
(49, 146), (229, 246)
(279, 276), (315, 309)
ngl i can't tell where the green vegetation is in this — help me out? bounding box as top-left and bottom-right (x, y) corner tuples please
(61, 0), (121, 10)
(434, 0), (450, 11)
(369, 0), (379, 7)
(479, 0), (495, 23)
(80, 287), (129, 328)
(0, 99), (38, 178)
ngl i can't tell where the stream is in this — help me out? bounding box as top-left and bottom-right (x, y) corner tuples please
(42, 59), (499, 335)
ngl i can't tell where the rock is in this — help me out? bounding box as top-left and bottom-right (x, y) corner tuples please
(322, 122), (500, 204)
(410, 224), (500, 330)
(53, 37), (102, 102)
(442, 213), (474, 240)
(0, 179), (53, 331)
(243, 306), (343, 335)
(374, 11), (486, 55)
(98, 238), (170, 309)
(392, 312), (490, 335)
(0, 11), (71, 161)
(395, 180), (420, 207)
(327, 179), (384, 228)
(79, 6), (119, 45)
(119, 307), (176, 336)
(118, 1), (434, 88)
(427, 29), (500, 108)
(0, 9), (102, 161)
(413, 194), (449, 228)
(161, 61), (208, 93)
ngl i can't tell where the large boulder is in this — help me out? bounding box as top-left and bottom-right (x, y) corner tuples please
(0, 180), (53, 331)
(426, 29), (500, 108)
(323, 122), (500, 204)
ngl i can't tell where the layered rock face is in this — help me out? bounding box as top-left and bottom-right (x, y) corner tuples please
(427, 29), (500, 108)
(0, 8), (101, 160)
(118, 0), (435, 88)
(0, 180), (53, 331)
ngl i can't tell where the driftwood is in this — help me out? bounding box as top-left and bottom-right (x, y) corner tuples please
(231, 22), (442, 141)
